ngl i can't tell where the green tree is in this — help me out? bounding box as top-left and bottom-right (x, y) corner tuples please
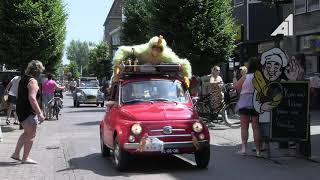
(148, 0), (236, 75)
(66, 40), (90, 75)
(64, 61), (80, 79)
(86, 41), (112, 80)
(121, 0), (150, 45)
(0, 0), (67, 72)
(122, 0), (236, 75)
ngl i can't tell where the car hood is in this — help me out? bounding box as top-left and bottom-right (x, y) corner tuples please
(79, 88), (99, 96)
(119, 103), (195, 121)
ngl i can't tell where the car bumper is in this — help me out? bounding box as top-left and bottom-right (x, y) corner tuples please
(78, 100), (104, 104)
(123, 140), (209, 153)
(78, 97), (104, 104)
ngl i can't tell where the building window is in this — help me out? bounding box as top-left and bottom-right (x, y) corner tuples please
(122, 7), (126, 22)
(295, 0), (307, 14)
(112, 35), (121, 46)
(307, 0), (320, 12)
(234, 0), (244, 6)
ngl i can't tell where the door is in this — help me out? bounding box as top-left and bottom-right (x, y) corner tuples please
(103, 84), (119, 147)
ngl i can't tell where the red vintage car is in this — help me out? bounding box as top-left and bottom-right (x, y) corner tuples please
(99, 65), (210, 171)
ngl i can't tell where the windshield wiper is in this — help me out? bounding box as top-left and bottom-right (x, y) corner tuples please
(123, 99), (152, 104)
(149, 98), (170, 102)
(149, 98), (178, 104)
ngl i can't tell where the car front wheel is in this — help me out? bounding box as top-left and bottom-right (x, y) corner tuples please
(113, 136), (129, 171)
(194, 146), (210, 169)
(100, 133), (110, 157)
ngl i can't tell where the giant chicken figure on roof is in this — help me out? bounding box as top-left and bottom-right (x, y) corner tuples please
(112, 35), (192, 87)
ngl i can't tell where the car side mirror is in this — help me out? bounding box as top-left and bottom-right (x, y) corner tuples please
(192, 97), (199, 105)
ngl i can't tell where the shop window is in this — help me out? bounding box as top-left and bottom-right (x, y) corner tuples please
(307, 0), (320, 12)
(295, 0), (307, 14)
(234, 0), (244, 6)
(306, 56), (318, 74)
(299, 35), (312, 50)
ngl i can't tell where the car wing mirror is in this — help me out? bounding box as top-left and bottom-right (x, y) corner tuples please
(192, 97), (199, 105)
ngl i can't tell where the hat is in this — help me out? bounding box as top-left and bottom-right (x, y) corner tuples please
(261, 48), (288, 67)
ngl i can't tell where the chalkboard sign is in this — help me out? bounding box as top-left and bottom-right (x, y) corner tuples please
(271, 81), (310, 141)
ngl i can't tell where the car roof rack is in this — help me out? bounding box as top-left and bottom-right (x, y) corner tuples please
(119, 64), (183, 80)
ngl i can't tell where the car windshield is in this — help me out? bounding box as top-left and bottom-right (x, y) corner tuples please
(79, 81), (99, 88)
(121, 80), (188, 103)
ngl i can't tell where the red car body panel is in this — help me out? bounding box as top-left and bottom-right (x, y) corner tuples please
(100, 76), (210, 155)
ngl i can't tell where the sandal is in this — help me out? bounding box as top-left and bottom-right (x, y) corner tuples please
(21, 158), (38, 164)
(256, 152), (263, 158)
(236, 150), (247, 156)
(11, 154), (21, 161)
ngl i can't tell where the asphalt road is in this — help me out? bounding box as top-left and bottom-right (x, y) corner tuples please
(47, 93), (320, 180)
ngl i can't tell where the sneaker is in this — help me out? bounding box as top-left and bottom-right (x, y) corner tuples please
(13, 122), (19, 125)
(6, 119), (10, 125)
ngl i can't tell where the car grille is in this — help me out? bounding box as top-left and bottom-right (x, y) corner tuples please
(86, 95), (96, 100)
(149, 128), (191, 140)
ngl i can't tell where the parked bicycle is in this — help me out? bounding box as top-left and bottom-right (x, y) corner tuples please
(193, 83), (240, 128)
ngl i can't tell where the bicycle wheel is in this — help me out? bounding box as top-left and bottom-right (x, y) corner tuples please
(55, 106), (59, 120)
(221, 101), (240, 128)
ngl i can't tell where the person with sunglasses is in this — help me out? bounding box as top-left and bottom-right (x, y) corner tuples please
(209, 66), (224, 113)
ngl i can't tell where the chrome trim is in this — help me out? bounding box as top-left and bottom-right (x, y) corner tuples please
(123, 140), (209, 150)
(150, 129), (185, 133)
(149, 134), (191, 138)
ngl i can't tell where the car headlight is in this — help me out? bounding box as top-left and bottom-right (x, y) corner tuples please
(131, 124), (142, 135)
(192, 122), (203, 133)
(77, 91), (85, 96)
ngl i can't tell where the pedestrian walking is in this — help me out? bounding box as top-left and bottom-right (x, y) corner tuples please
(0, 81), (5, 142)
(42, 73), (65, 119)
(11, 60), (45, 164)
(4, 76), (21, 125)
(234, 58), (261, 157)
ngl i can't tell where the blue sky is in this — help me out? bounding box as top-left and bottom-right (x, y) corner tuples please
(62, 0), (113, 64)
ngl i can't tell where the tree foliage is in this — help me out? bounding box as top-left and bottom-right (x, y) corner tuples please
(66, 40), (90, 72)
(121, 0), (150, 45)
(121, 0), (236, 75)
(0, 0), (67, 72)
(64, 61), (80, 79)
(86, 41), (112, 80)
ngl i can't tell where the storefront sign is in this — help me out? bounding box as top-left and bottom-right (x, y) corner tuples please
(258, 41), (275, 53)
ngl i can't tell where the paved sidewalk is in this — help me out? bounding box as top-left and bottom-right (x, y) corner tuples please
(211, 109), (320, 161)
(0, 117), (75, 180)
